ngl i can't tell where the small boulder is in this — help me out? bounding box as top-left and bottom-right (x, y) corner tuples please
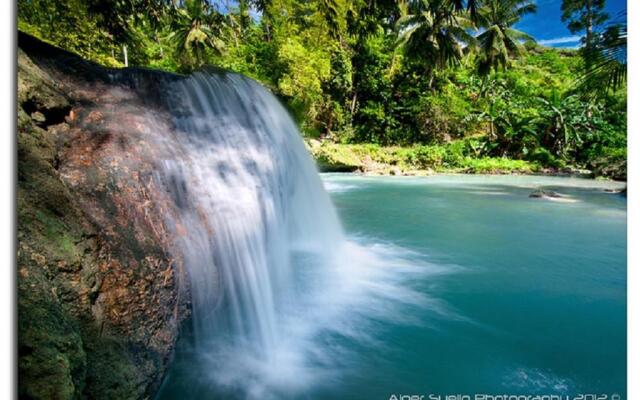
(529, 189), (561, 198)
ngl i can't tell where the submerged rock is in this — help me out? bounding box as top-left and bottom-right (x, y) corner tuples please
(529, 189), (562, 198)
(604, 187), (626, 196)
(18, 32), (189, 399)
(529, 189), (579, 203)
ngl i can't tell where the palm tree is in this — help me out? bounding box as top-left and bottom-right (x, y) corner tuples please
(168, 0), (225, 68)
(578, 20), (627, 94)
(396, 0), (476, 79)
(452, 0), (481, 22)
(474, 0), (536, 76)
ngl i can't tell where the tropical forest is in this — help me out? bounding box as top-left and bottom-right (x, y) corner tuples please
(18, 0), (627, 178)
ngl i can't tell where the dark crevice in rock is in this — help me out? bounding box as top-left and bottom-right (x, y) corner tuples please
(23, 97), (72, 129)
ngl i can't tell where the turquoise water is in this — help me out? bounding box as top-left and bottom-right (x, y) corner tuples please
(158, 174), (626, 399)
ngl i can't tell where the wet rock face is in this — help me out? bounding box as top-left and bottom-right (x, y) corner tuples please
(18, 33), (190, 399)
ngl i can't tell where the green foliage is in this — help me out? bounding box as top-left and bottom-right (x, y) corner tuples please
(17, 0), (626, 178)
(167, 0), (226, 70)
(458, 156), (539, 173)
(308, 139), (541, 174)
(396, 0), (475, 74)
(474, 0), (536, 75)
(561, 0), (608, 47)
(277, 37), (331, 123)
(578, 22), (627, 94)
(17, 0), (122, 67)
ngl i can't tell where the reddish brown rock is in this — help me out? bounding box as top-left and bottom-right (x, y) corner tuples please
(18, 32), (190, 399)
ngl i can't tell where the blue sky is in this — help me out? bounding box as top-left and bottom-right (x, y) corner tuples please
(515, 0), (627, 48)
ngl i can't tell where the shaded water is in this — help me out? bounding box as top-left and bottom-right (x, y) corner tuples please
(146, 72), (625, 399)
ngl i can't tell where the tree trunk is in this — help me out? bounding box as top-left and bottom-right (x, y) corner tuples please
(326, 108), (333, 137)
(123, 45), (128, 67)
(156, 32), (164, 58)
(584, 0), (595, 68)
(350, 91), (358, 118)
(585, 0), (593, 47)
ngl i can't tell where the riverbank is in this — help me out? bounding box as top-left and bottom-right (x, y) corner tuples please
(306, 139), (623, 179)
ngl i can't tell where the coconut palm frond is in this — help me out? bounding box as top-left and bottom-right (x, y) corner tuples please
(474, 0), (536, 75)
(577, 23), (627, 93)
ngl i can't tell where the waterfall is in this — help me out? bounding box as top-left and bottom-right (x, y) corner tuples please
(111, 70), (433, 399)
(151, 71), (343, 361)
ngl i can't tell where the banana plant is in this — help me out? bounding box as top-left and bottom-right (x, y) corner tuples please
(535, 93), (600, 159)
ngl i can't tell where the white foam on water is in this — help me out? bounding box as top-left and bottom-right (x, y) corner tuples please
(322, 179), (359, 193)
(503, 366), (574, 394)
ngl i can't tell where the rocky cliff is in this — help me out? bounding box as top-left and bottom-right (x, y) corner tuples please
(17, 32), (190, 399)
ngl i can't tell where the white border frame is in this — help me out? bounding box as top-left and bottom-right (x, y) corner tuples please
(627, 0), (638, 398)
(1, 0), (16, 398)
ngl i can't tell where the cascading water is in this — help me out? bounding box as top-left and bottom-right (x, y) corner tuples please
(155, 71), (343, 360)
(113, 69), (436, 399)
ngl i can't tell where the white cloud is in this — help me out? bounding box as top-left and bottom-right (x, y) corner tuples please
(538, 35), (582, 46)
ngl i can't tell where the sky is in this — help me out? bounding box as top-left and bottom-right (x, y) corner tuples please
(515, 0), (627, 48)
